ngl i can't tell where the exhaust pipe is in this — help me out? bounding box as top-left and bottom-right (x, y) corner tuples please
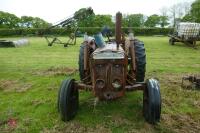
(115, 12), (122, 50)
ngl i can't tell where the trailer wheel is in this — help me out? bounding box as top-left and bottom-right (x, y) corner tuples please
(64, 44), (68, 47)
(143, 78), (161, 124)
(169, 38), (175, 45)
(58, 79), (79, 121)
(48, 43), (52, 46)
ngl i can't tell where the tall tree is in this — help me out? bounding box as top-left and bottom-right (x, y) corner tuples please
(190, 0), (200, 22)
(122, 14), (145, 27)
(144, 14), (160, 27)
(182, 14), (194, 22)
(93, 15), (114, 27)
(159, 16), (169, 28)
(74, 7), (95, 27)
(0, 11), (20, 28)
(32, 17), (50, 28)
(20, 16), (50, 28)
(159, 7), (169, 27)
(20, 16), (34, 28)
(169, 2), (191, 27)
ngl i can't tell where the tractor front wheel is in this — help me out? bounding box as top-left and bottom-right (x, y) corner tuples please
(143, 78), (161, 124)
(58, 79), (79, 121)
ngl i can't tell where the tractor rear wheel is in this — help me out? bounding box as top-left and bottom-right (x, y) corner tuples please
(79, 44), (86, 81)
(134, 40), (146, 82)
(143, 78), (161, 124)
(58, 79), (79, 121)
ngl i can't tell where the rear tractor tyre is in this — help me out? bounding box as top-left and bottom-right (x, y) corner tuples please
(143, 78), (161, 124)
(58, 79), (79, 121)
(79, 43), (87, 81)
(134, 40), (146, 82)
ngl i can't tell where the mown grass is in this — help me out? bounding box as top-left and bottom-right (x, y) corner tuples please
(0, 36), (200, 133)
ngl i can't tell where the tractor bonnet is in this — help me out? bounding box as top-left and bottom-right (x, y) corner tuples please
(92, 43), (125, 59)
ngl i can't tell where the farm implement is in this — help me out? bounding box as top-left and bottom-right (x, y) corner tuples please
(182, 75), (200, 89)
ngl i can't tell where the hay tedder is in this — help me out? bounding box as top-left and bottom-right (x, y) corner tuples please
(57, 12), (161, 124)
(43, 16), (77, 47)
(168, 22), (200, 47)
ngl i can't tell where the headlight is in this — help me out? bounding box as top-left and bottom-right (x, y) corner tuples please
(95, 79), (105, 89)
(112, 79), (122, 91)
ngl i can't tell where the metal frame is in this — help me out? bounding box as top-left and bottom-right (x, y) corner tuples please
(182, 75), (200, 89)
(168, 34), (200, 47)
(45, 28), (77, 47)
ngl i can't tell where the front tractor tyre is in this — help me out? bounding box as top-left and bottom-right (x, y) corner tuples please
(143, 78), (161, 124)
(58, 79), (79, 121)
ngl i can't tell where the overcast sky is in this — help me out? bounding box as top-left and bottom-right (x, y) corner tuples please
(0, 0), (195, 23)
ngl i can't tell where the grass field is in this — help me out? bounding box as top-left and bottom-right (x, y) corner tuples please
(0, 36), (200, 133)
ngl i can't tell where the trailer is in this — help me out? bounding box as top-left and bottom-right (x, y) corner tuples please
(168, 22), (200, 48)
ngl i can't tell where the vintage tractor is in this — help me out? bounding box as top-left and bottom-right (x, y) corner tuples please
(57, 12), (161, 124)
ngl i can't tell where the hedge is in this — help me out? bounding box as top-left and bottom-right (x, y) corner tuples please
(0, 27), (174, 37)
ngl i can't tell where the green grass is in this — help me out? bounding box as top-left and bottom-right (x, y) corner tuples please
(0, 36), (200, 133)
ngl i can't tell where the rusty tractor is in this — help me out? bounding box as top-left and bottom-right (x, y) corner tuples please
(57, 12), (161, 124)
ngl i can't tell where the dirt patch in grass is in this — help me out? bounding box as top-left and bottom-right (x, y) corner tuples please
(42, 122), (111, 133)
(110, 114), (131, 126)
(0, 80), (32, 92)
(33, 67), (78, 76)
(156, 73), (200, 133)
(30, 99), (52, 107)
(162, 113), (200, 133)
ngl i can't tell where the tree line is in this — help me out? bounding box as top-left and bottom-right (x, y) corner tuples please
(0, 11), (50, 28)
(0, 0), (199, 29)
